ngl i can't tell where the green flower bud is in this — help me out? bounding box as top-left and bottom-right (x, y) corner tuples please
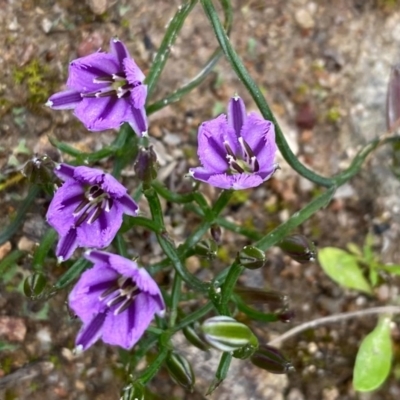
(250, 344), (294, 374)
(201, 316), (256, 352)
(232, 338), (258, 360)
(182, 324), (210, 351)
(121, 382), (145, 400)
(22, 155), (56, 185)
(235, 287), (289, 312)
(193, 239), (218, 259)
(237, 246), (266, 270)
(23, 272), (47, 297)
(166, 352), (195, 392)
(278, 234), (317, 263)
(134, 146), (158, 184)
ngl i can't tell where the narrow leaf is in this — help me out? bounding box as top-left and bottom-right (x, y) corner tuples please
(353, 317), (392, 392)
(318, 247), (372, 294)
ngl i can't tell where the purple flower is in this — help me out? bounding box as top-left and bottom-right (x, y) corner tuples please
(46, 163), (139, 261)
(189, 96), (278, 190)
(69, 250), (165, 350)
(46, 38), (147, 135)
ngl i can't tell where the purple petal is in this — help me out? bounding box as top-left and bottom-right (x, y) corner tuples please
(67, 52), (120, 92)
(56, 228), (78, 261)
(54, 163), (76, 181)
(123, 58), (145, 84)
(240, 113), (277, 171)
(84, 249), (112, 265)
(73, 166), (104, 185)
(98, 252), (139, 280)
(75, 312), (107, 350)
(74, 96), (122, 131)
(130, 84), (147, 108)
(189, 167), (214, 182)
(69, 264), (118, 321)
(197, 115), (231, 173)
(101, 293), (160, 349)
(46, 89), (82, 110)
(128, 104), (148, 136)
(76, 202), (123, 248)
(101, 173), (128, 197)
(118, 194), (139, 216)
(207, 173), (264, 190)
(46, 181), (84, 236)
(227, 96), (246, 136)
(110, 38), (130, 65)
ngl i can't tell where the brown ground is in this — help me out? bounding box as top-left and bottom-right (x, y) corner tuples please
(1, 0), (400, 399)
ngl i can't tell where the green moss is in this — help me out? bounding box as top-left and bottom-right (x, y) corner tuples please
(229, 190), (249, 206)
(217, 246), (230, 263)
(12, 59), (54, 106)
(326, 107), (341, 123)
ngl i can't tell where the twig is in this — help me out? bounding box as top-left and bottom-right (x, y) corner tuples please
(268, 306), (400, 347)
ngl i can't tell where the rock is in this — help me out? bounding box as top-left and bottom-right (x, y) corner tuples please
(0, 241), (12, 260)
(295, 9), (315, 30)
(17, 236), (35, 252)
(0, 316), (27, 342)
(86, 0), (107, 15)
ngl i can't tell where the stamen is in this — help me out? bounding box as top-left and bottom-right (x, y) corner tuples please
(224, 142), (236, 159)
(87, 205), (103, 224)
(99, 282), (120, 300)
(73, 198), (89, 215)
(239, 137), (255, 162)
(112, 73), (126, 81)
(230, 160), (245, 173)
(252, 157), (260, 172)
(88, 185), (104, 200)
(107, 293), (126, 308)
(93, 75), (114, 83)
(114, 298), (134, 315)
(104, 198), (113, 212)
(96, 89), (117, 98)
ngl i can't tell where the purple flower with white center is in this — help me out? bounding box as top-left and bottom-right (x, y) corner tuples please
(69, 250), (165, 351)
(46, 38), (148, 135)
(189, 95), (278, 190)
(46, 163), (139, 261)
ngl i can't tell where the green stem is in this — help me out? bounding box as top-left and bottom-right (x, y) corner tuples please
(219, 261), (242, 315)
(169, 272), (182, 327)
(206, 352), (232, 396)
(138, 346), (169, 385)
(173, 302), (214, 331)
(254, 186), (335, 251)
(145, 183), (207, 292)
(146, 0), (198, 98)
(200, 0), (333, 188)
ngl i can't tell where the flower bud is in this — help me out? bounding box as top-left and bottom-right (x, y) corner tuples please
(201, 316), (256, 352)
(22, 155), (56, 185)
(277, 234), (317, 263)
(210, 224), (222, 244)
(193, 239), (218, 259)
(23, 272), (47, 297)
(182, 324), (210, 351)
(121, 382), (145, 400)
(237, 246), (266, 270)
(134, 146), (157, 184)
(235, 287), (289, 312)
(166, 352), (195, 392)
(276, 309), (296, 323)
(232, 341), (258, 360)
(250, 344), (294, 374)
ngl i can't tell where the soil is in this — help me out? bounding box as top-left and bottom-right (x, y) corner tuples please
(1, 0), (400, 399)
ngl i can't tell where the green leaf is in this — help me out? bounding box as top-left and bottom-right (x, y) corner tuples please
(353, 317), (392, 392)
(380, 264), (400, 276)
(318, 247), (372, 294)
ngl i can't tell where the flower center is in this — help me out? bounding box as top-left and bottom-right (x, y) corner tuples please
(99, 276), (141, 315)
(72, 184), (113, 226)
(224, 137), (260, 175)
(81, 73), (142, 99)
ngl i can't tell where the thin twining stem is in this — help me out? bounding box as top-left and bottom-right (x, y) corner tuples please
(268, 306), (400, 347)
